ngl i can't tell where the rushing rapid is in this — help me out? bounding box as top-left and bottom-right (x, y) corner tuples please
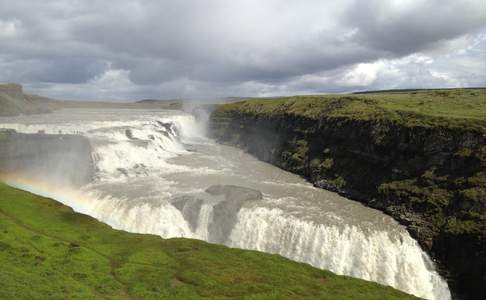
(0, 108), (451, 300)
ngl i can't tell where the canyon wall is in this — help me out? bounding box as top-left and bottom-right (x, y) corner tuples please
(210, 105), (486, 299)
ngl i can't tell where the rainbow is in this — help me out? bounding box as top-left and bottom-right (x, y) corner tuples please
(0, 171), (95, 215)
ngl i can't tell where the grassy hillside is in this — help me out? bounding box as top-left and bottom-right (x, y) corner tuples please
(216, 89), (486, 131)
(0, 183), (416, 299)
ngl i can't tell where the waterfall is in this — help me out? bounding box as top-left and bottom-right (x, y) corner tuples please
(228, 206), (451, 300)
(0, 109), (451, 300)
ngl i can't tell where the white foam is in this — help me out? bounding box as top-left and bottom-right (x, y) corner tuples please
(194, 204), (214, 240)
(228, 206), (450, 300)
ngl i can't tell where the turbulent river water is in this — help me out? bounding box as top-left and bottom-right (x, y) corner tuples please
(0, 108), (451, 299)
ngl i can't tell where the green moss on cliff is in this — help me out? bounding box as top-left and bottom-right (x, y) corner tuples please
(0, 183), (416, 299)
(311, 158), (334, 170)
(378, 179), (452, 208)
(216, 89), (486, 131)
(214, 88), (486, 236)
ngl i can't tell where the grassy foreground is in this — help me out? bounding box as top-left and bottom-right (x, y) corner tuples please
(217, 89), (486, 131)
(0, 183), (416, 299)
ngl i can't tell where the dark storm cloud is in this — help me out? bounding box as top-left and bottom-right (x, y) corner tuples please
(349, 0), (486, 54)
(0, 0), (485, 100)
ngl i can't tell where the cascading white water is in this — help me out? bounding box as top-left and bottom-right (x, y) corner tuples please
(228, 206), (450, 300)
(195, 204), (214, 240)
(0, 108), (451, 300)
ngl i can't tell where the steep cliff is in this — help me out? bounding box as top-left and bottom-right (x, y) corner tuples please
(0, 83), (52, 116)
(210, 90), (486, 300)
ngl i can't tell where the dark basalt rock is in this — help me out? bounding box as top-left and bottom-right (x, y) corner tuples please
(125, 129), (135, 139)
(172, 195), (205, 231)
(171, 185), (263, 243)
(206, 185), (262, 243)
(156, 120), (180, 137)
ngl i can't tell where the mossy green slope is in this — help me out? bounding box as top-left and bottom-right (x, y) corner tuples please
(217, 89), (486, 131)
(0, 183), (416, 299)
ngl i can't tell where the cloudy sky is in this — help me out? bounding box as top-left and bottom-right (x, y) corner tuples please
(1, 0), (486, 101)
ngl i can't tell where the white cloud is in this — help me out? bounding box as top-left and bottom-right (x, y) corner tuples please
(0, 19), (20, 38)
(338, 62), (385, 86)
(89, 69), (132, 89)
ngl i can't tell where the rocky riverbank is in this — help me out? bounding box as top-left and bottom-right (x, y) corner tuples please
(209, 90), (486, 300)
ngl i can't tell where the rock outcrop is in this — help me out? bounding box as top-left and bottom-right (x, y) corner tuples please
(0, 83), (52, 117)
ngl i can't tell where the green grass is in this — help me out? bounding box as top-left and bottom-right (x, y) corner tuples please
(0, 183), (417, 299)
(215, 89), (486, 131)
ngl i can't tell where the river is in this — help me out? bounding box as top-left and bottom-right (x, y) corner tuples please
(0, 108), (451, 299)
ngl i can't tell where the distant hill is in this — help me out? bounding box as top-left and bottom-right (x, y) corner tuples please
(0, 83), (185, 116)
(137, 98), (179, 103)
(136, 98), (182, 109)
(353, 87), (486, 94)
(0, 83), (52, 117)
